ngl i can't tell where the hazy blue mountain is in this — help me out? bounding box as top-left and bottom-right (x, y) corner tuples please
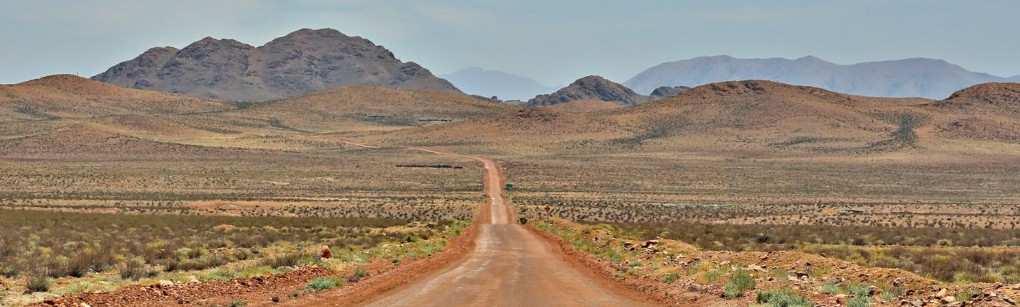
(1010, 75), (1020, 82)
(625, 55), (1011, 99)
(443, 67), (552, 101)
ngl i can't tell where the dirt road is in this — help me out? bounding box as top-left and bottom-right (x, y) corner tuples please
(358, 153), (653, 307)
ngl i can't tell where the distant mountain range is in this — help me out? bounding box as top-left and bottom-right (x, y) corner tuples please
(625, 55), (1015, 99)
(442, 67), (552, 101)
(93, 28), (459, 102)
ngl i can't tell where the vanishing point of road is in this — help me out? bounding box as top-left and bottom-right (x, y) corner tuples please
(358, 152), (653, 306)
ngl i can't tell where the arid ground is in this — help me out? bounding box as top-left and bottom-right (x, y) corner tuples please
(1, 76), (1018, 306)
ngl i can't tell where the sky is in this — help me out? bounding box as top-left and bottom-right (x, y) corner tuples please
(2, 0), (1019, 86)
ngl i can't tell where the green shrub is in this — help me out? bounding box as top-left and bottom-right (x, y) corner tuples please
(844, 282), (872, 307)
(756, 289), (812, 307)
(348, 267), (368, 283)
(306, 277), (342, 291)
(846, 283), (871, 298)
(662, 272), (680, 284)
(847, 296), (870, 307)
(724, 270), (756, 298)
(819, 282), (840, 294)
(229, 299), (247, 307)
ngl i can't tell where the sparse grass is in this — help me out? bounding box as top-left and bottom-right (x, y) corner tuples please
(347, 267), (368, 283)
(262, 253), (312, 269)
(845, 282), (873, 307)
(955, 288), (978, 303)
(661, 271), (680, 284)
(119, 257), (152, 280)
(755, 289), (812, 307)
(819, 282), (840, 295)
(0, 209), (452, 280)
(0, 208), (468, 307)
(25, 273), (51, 293)
(306, 277), (342, 291)
(723, 269), (756, 298)
(847, 296), (871, 307)
(581, 220), (1019, 283)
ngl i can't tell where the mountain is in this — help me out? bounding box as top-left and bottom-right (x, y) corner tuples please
(93, 28), (459, 102)
(527, 76), (646, 107)
(625, 55), (1009, 99)
(0, 74), (230, 121)
(442, 67), (552, 101)
(1010, 75), (1020, 82)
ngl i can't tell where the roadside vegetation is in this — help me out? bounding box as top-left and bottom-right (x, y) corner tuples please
(606, 221), (1020, 284)
(0, 209), (469, 306)
(533, 218), (1019, 306)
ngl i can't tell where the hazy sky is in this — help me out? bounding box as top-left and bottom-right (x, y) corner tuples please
(2, 0), (1018, 85)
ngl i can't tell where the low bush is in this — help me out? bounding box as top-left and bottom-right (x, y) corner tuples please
(25, 273), (51, 293)
(756, 289), (812, 307)
(119, 257), (151, 280)
(724, 269), (756, 298)
(306, 277), (342, 291)
(262, 252), (309, 269)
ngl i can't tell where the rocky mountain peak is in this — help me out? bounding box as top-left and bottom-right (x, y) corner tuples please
(527, 75), (646, 107)
(92, 28), (458, 101)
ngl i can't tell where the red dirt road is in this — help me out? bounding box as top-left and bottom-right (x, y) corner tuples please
(357, 154), (654, 307)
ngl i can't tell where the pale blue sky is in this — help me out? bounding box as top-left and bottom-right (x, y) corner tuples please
(2, 0), (1018, 85)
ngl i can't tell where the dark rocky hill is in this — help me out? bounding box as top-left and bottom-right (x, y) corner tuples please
(527, 76), (646, 107)
(93, 28), (459, 102)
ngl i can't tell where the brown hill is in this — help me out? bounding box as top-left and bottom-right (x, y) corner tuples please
(611, 80), (936, 151)
(377, 80), (946, 154)
(93, 28), (460, 102)
(227, 85), (512, 133)
(0, 75), (230, 122)
(930, 83), (1020, 143)
(941, 82), (1020, 112)
(0, 123), (251, 159)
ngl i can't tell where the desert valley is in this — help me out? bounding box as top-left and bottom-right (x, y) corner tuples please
(1, 20), (1019, 307)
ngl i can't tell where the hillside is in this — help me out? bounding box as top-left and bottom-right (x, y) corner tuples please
(93, 28), (459, 102)
(226, 85), (513, 133)
(649, 85), (690, 100)
(442, 67), (552, 101)
(931, 82), (1020, 142)
(527, 76), (646, 107)
(625, 55), (1009, 99)
(379, 80), (1015, 155)
(0, 75), (230, 122)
